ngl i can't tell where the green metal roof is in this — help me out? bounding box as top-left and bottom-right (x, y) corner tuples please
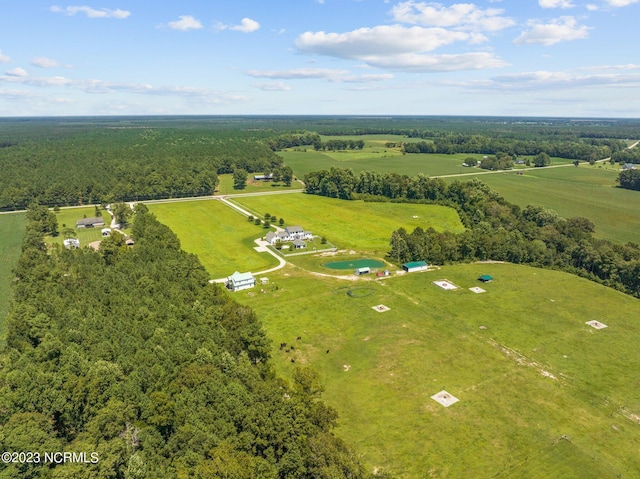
(403, 261), (428, 268)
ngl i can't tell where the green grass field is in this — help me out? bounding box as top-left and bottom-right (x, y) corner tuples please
(234, 262), (640, 478)
(216, 173), (303, 196)
(459, 164), (640, 244)
(0, 213), (26, 340)
(148, 199), (280, 278)
(231, 193), (465, 253)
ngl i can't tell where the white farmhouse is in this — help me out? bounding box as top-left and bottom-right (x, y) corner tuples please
(226, 271), (256, 292)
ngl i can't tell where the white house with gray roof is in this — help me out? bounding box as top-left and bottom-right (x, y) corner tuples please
(265, 226), (312, 245)
(226, 271), (255, 292)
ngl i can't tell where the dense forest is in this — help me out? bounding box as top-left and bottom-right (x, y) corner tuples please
(0, 206), (375, 479)
(0, 123), (281, 211)
(303, 167), (640, 298)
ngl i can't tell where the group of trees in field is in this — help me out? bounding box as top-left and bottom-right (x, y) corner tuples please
(618, 169), (640, 191)
(0, 126), (282, 211)
(0, 206), (376, 479)
(304, 166), (640, 298)
(611, 146), (640, 165)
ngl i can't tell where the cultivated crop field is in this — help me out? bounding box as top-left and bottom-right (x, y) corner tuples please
(231, 193), (465, 253)
(235, 262), (640, 478)
(461, 165), (640, 244)
(148, 199), (280, 278)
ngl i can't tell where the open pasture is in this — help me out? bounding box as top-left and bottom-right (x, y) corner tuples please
(280, 148), (488, 179)
(460, 165), (640, 244)
(0, 213), (25, 338)
(236, 262), (640, 478)
(231, 193), (464, 253)
(216, 173), (302, 195)
(148, 199), (279, 278)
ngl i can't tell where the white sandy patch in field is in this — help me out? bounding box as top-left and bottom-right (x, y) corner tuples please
(372, 304), (390, 312)
(586, 320), (607, 329)
(431, 390), (459, 407)
(433, 280), (459, 290)
(469, 287), (485, 294)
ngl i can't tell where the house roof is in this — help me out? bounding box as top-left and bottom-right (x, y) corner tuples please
(292, 239), (306, 246)
(285, 226), (304, 234)
(403, 261), (428, 268)
(228, 271), (254, 283)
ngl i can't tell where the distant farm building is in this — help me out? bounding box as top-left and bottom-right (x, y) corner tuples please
(376, 270), (390, 277)
(623, 163), (637, 170)
(478, 275), (494, 283)
(292, 239), (306, 249)
(254, 174), (274, 181)
(402, 261), (428, 273)
(63, 238), (80, 249)
(226, 271), (255, 292)
(101, 228), (112, 237)
(355, 267), (371, 275)
(76, 217), (105, 228)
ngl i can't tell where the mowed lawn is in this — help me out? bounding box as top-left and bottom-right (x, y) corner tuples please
(47, 206), (113, 247)
(0, 213), (26, 339)
(216, 173), (303, 196)
(459, 165), (640, 244)
(235, 262), (640, 478)
(232, 193), (465, 253)
(148, 199), (279, 278)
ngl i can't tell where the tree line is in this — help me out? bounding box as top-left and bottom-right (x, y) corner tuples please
(304, 167), (640, 298)
(0, 205), (378, 479)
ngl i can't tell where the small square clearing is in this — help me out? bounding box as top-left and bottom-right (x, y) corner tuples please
(469, 287), (485, 294)
(433, 280), (459, 291)
(431, 390), (459, 407)
(372, 304), (390, 313)
(586, 320), (607, 330)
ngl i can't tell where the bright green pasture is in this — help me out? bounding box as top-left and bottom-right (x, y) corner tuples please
(216, 173), (302, 195)
(231, 194), (464, 253)
(148, 199), (278, 278)
(0, 213), (25, 339)
(459, 164), (640, 244)
(235, 263), (640, 478)
(280, 148), (488, 179)
(47, 206), (113, 247)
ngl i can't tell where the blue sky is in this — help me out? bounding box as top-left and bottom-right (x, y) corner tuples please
(1, 0), (639, 117)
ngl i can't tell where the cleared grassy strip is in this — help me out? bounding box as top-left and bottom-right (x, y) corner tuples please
(236, 263), (640, 478)
(460, 165), (640, 244)
(232, 193), (464, 253)
(148, 199), (279, 278)
(216, 173), (302, 196)
(281, 149), (487, 178)
(0, 213), (26, 339)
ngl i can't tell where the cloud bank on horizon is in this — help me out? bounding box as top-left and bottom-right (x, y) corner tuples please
(0, 1), (639, 117)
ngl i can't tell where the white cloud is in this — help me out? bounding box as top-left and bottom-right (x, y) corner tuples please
(603, 0), (639, 6)
(360, 52), (508, 72)
(514, 16), (590, 46)
(252, 82), (292, 91)
(247, 68), (350, 81)
(5, 68), (28, 77)
(472, 69), (640, 91)
(586, 3), (599, 10)
(167, 15), (202, 31)
(295, 24), (506, 72)
(31, 57), (62, 68)
(216, 17), (260, 33)
(0, 50), (10, 63)
(390, 1), (515, 31)
(296, 25), (475, 58)
(538, 0), (575, 8)
(50, 5), (130, 19)
(231, 18), (260, 33)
